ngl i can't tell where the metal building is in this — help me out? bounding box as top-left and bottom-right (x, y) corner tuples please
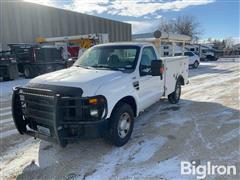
(0, 0), (132, 50)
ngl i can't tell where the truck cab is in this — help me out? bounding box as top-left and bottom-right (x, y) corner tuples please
(12, 42), (188, 147)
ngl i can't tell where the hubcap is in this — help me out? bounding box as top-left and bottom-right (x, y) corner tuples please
(118, 112), (131, 138)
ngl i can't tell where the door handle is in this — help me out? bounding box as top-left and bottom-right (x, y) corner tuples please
(133, 81), (139, 90)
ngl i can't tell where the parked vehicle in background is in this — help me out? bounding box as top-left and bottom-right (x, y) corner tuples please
(0, 51), (19, 81)
(8, 44), (37, 75)
(12, 31), (189, 147)
(8, 44), (67, 78)
(184, 51), (200, 68)
(185, 44), (218, 61)
(200, 48), (218, 61)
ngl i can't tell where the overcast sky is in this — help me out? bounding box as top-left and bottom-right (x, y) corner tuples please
(24, 0), (239, 41)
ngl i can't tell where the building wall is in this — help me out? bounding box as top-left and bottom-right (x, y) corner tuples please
(0, 1), (132, 50)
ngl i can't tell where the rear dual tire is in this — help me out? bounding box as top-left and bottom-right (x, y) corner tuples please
(24, 66), (34, 78)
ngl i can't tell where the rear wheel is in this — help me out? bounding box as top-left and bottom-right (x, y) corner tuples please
(206, 55), (216, 61)
(24, 66), (34, 78)
(104, 103), (134, 147)
(168, 79), (181, 104)
(193, 61), (199, 68)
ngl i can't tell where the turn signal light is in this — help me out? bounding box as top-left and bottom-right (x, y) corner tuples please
(88, 98), (98, 105)
(160, 67), (164, 74)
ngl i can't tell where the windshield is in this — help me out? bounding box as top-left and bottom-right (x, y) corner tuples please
(74, 45), (140, 70)
(35, 48), (62, 62)
(11, 46), (33, 61)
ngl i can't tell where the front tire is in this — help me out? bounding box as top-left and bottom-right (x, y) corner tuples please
(168, 79), (181, 104)
(104, 103), (134, 147)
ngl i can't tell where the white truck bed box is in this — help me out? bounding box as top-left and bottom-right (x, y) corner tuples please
(162, 56), (188, 96)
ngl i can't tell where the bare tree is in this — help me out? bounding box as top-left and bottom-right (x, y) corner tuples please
(174, 15), (201, 40)
(158, 15), (202, 41)
(213, 39), (225, 50)
(224, 37), (235, 48)
(158, 19), (175, 33)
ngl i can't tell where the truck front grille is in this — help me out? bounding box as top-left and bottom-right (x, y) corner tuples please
(17, 86), (106, 132)
(20, 88), (55, 126)
(19, 87), (84, 126)
(60, 98), (83, 122)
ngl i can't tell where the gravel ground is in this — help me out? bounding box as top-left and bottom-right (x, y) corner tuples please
(0, 58), (239, 179)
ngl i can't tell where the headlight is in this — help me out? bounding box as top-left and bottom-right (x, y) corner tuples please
(84, 96), (107, 120)
(90, 109), (98, 117)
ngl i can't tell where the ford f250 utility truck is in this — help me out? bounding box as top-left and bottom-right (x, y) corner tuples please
(12, 40), (189, 147)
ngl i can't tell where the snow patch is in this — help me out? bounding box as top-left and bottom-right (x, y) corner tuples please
(0, 118), (13, 124)
(155, 114), (192, 128)
(0, 78), (30, 100)
(224, 119), (240, 125)
(87, 136), (166, 179)
(0, 129), (18, 138)
(0, 110), (12, 116)
(117, 156), (190, 179)
(0, 106), (11, 112)
(218, 128), (240, 143)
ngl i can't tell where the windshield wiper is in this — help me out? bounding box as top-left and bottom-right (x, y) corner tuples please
(92, 65), (109, 68)
(109, 67), (126, 71)
(92, 65), (125, 71)
(75, 65), (95, 69)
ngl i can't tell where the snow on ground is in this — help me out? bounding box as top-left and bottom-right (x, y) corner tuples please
(0, 78), (31, 101)
(0, 58), (240, 179)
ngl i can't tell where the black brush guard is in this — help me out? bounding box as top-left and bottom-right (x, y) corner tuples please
(12, 86), (107, 147)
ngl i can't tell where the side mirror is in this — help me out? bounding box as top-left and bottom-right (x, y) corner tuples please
(66, 58), (75, 67)
(151, 60), (164, 79)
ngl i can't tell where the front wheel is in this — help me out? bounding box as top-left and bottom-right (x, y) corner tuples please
(104, 103), (134, 147)
(168, 79), (181, 104)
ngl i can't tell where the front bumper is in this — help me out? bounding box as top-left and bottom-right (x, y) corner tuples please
(12, 86), (108, 147)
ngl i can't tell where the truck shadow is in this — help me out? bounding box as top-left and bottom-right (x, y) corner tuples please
(16, 99), (240, 179)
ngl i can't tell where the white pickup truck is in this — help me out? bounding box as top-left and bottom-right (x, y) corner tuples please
(12, 42), (188, 147)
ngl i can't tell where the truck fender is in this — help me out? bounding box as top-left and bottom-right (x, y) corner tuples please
(110, 96), (137, 118)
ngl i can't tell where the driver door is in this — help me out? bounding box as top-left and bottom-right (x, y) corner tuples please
(137, 46), (164, 111)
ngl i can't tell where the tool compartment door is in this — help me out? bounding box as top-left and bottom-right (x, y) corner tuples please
(163, 56), (188, 96)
